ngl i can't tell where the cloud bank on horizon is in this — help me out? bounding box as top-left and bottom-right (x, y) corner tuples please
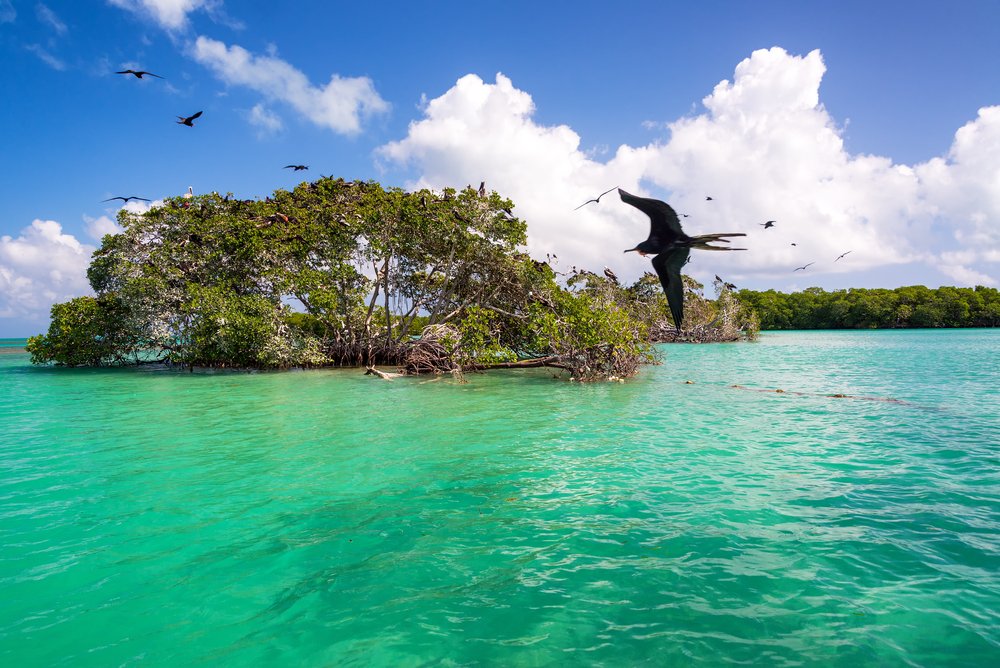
(380, 48), (999, 290)
(3, 44), (998, 330)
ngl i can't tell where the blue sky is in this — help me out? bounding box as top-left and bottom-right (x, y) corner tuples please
(2, 0), (999, 336)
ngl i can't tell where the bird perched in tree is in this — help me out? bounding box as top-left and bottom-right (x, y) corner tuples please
(761, 220), (776, 229)
(102, 196), (150, 204)
(284, 165), (309, 171)
(574, 186), (618, 210)
(176, 111), (202, 127)
(116, 69), (163, 79)
(835, 250), (852, 261)
(478, 181), (486, 197)
(794, 262), (814, 272)
(619, 189), (746, 332)
(603, 266), (619, 283)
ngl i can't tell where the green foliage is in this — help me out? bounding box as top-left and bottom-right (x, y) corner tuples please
(31, 178), (754, 378)
(738, 285), (1000, 330)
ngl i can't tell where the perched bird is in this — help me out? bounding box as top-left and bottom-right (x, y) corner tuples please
(478, 181), (486, 197)
(284, 165), (309, 171)
(603, 266), (619, 283)
(176, 111), (202, 126)
(116, 69), (163, 79)
(761, 220), (776, 229)
(725, 281), (737, 291)
(184, 186), (194, 199)
(102, 195), (150, 204)
(574, 186), (618, 211)
(835, 250), (852, 262)
(794, 262), (814, 272)
(620, 188), (746, 332)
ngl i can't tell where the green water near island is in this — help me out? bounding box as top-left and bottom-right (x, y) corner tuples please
(1, 330), (998, 666)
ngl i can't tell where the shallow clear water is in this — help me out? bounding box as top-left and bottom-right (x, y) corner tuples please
(1, 330), (998, 666)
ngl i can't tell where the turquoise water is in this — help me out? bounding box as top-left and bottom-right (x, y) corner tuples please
(1, 330), (998, 666)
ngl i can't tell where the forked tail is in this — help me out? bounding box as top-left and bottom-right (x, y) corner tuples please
(690, 232), (747, 251)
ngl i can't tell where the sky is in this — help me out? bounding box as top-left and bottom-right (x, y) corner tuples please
(1, 0), (999, 337)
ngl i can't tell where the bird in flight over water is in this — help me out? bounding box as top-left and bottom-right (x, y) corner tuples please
(761, 220), (775, 229)
(177, 111), (202, 126)
(574, 186), (618, 210)
(794, 262), (814, 272)
(102, 196), (150, 203)
(284, 165), (309, 171)
(620, 189), (745, 332)
(116, 69), (164, 79)
(835, 250), (852, 261)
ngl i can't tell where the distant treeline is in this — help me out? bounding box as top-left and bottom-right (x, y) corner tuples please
(736, 285), (1000, 330)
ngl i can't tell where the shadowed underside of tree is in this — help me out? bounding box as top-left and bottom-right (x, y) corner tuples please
(27, 179), (756, 380)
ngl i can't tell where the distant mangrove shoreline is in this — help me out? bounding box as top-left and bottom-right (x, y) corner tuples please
(736, 285), (1000, 330)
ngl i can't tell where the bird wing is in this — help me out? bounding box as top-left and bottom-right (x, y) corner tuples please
(651, 247), (690, 330)
(618, 189), (684, 244)
(189, 111), (203, 120)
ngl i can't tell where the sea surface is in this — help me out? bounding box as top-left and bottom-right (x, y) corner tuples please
(1, 330), (998, 666)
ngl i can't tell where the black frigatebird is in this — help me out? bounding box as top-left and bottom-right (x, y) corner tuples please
(761, 220), (775, 229)
(603, 266), (619, 283)
(117, 69), (163, 79)
(177, 111), (202, 126)
(794, 262), (814, 272)
(284, 165), (309, 171)
(835, 250), (852, 262)
(620, 189), (746, 332)
(102, 196), (150, 204)
(574, 186), (618, 211)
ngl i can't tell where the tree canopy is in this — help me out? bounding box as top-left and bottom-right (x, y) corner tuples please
(27, 179), (756, 379)
(737, 285), (1000, 330)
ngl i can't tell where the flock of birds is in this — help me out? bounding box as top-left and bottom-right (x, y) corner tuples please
(103, 69), (310, 204)
(575, 187), (853, 331)
(108, 68), (852, 335)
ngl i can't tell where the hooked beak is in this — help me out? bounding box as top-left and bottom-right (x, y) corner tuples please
(624, 247), (638, 253)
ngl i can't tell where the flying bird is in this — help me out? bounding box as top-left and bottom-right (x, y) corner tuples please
(620, 189), (746, 332)
(705, 196), (714, 201)
(790, 242), (798, 246)
(794, 262), (814, 272)
(284, 165), (309, 171)
(176, 111), (202, 126)
(835, 250), (853, 261)
(761, 220), (776, 229)
(574, 186), (618, 211)
(116, 69), (163, 79)
(102, 196), (150, 204)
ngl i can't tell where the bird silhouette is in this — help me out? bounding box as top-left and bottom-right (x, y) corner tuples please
(790, 242), (798, 246)
(794, 262), (814, 272)
(574, 186), (618, 210)
(176, 111), (202, 126)
(761, 220), (775, 229)
(284, 165), (308, 171)
(620, 189), (746, 332)
(835, 250), (852, 261)
(117, 69), (163, 79)
(705, 196), (714, 201)
(478, 181), (486, 197)
(603, 267), (619, 283)
(102, 196), (150, 204)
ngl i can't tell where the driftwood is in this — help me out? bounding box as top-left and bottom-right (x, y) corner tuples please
(364, 366), (401, 380)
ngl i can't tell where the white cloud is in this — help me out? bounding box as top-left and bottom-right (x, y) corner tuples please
(0, 220), (94, 320)
(36, 3), (67, 34)
(378, 50), (999, 288)
(191, 36), (389, 135)
(107, 0), (217, 31)
(26, 43), (65, 70)
(248, 103), (283, 135)
(0, 0), (15, 23)
(84, 215), (124, 240)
